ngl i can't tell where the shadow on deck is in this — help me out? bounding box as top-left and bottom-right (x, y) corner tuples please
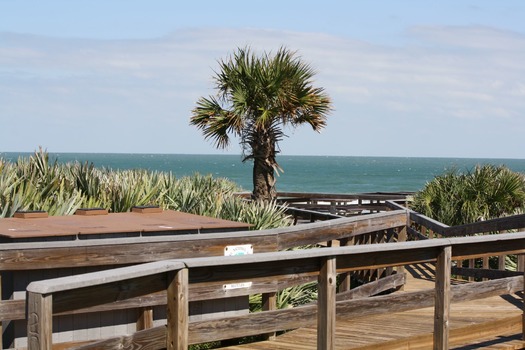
(224, 263), (525, 350)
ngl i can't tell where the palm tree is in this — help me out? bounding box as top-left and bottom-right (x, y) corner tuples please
(190, 47), (332, 201)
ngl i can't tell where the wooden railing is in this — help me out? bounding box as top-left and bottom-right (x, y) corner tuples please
(276, 192), (411, 221)
(394, 200), (525, 280)
(26, 231), (525, 350)
(0, 210), (407, 348)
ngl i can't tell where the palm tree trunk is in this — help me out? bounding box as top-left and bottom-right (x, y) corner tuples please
(251, 138), (277, 201)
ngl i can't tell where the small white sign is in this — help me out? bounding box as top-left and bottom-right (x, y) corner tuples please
(224, 244), (253, 256)
(223, 282), (253, 290)
(223, 244), (253, 290)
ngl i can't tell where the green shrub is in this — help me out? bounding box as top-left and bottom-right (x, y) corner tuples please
(412, 164), (525, 226)
(0, 149), (291, 230)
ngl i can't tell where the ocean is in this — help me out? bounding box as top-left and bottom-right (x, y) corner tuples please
(2, 152), (525, 194)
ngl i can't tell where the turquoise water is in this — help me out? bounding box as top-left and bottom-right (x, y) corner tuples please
(2, 152), (525, 194)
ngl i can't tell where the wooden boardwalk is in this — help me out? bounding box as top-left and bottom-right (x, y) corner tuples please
(224, 263), (525, 350)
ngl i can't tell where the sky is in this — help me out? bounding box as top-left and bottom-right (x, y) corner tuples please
(1, 1), (524, 159)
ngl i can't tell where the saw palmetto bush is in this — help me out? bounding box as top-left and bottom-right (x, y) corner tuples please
(0, 149), (291, 230)
(412, 164), (525, 226)
(412, 164), (525, 271)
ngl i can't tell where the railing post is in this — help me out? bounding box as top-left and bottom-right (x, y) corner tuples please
(262, 292), (277, 340)
(434, 246), (451, 350)
(318, 256), (336, 350)
(27, 291), (53, 350)
(338, 238), (351, 293)
(167, 268), (189, 350)
(137, 307), (154, 330)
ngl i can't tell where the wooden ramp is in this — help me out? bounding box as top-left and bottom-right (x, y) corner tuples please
(224, 263), (525, 350)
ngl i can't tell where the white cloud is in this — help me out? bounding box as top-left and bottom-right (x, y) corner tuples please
(0, 25), (524, 157)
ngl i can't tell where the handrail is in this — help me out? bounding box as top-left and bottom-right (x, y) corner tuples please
(405, 207), (525, 281)
(26, 231), (525, 350)
(0, 210), (406, 271)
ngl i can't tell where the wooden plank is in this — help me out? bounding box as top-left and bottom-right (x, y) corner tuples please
(335, 273), (405, 301)
(0, 213), (406, 272)
(66, 275), (524, 349)
(167, 268), (188, 350)
(0, 232), (277, 270)
(71, 324), (166, 350)
(434, 246), (451, 350)
(27, 292), (53, 350)
(409, 212), (449, 236)
(445, 214), (525, 236)
(451, 234), (525, 260)
(189, 306), (317, 344)
(277, 211), (407, 249)
(136, 307), (154, 331)
(0, 299), (26, 321)
(262, 292), (277, 340)
(348, 315), (523, 350)
(317, 256), (336, 350)
(451, 267), (522, 280)
(190, 276), (525, 345)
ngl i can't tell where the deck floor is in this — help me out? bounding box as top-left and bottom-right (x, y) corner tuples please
(224, 263), (524, 349)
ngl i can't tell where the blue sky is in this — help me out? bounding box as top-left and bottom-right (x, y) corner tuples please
(1, 1), (524, 158)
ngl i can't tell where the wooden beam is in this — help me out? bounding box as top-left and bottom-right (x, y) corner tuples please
(445, 214), (525, 236)
(71, 275), (524, 348)
(167, 268), (189, 350)
(136, 307), (154, 331)
(262, 292), (277, 340)
(335, 273), (405, 301)
(434, 246), (451, 350)
(451, 267), (522, 280)
(27, 292), (53, 350)
(318, 256), (336, 350)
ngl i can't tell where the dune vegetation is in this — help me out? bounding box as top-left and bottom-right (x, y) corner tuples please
(412, 164), (525, 226)
(0, 148), (291, 230)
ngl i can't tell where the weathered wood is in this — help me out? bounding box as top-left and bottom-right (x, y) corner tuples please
(348, 315), (523, 350)
(318, 256), (336, 350)
(0, 272), (2, 350)
(262, 292), (277, 340)
(52, 273), (168, 314)
(451, 234), (525, 260)
(0, 299), (25, 321)
(0, 233), (278, 271)
(20, 231), (525, 349)
(519, 254), (525, 272)
(27, 292), (53, 350)
(451, 267), (522, 280)
(434, 246), (451, 350)
(136, 307), (154, 331)
(189, 306), (317, 344)
(397, 223), (408, 289)
(71, 324), (167, 350)
(444, 214), (525, 236)
(335, 273), (405, 301)
(277, 211), (407, 249)
(70, 275), (524, 348)
(167, 268), (188, 350)
(0, 213), (405, 273)
(277, 192), (409, 201)
(409, 212), (449, 236)
(407, 226), (429, 241)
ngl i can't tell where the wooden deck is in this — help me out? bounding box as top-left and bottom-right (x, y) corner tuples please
(224, 263), (525, 350)
(17, 209), (525, 350)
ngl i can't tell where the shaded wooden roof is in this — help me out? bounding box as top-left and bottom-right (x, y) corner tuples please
(0, 209), (251, 241)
